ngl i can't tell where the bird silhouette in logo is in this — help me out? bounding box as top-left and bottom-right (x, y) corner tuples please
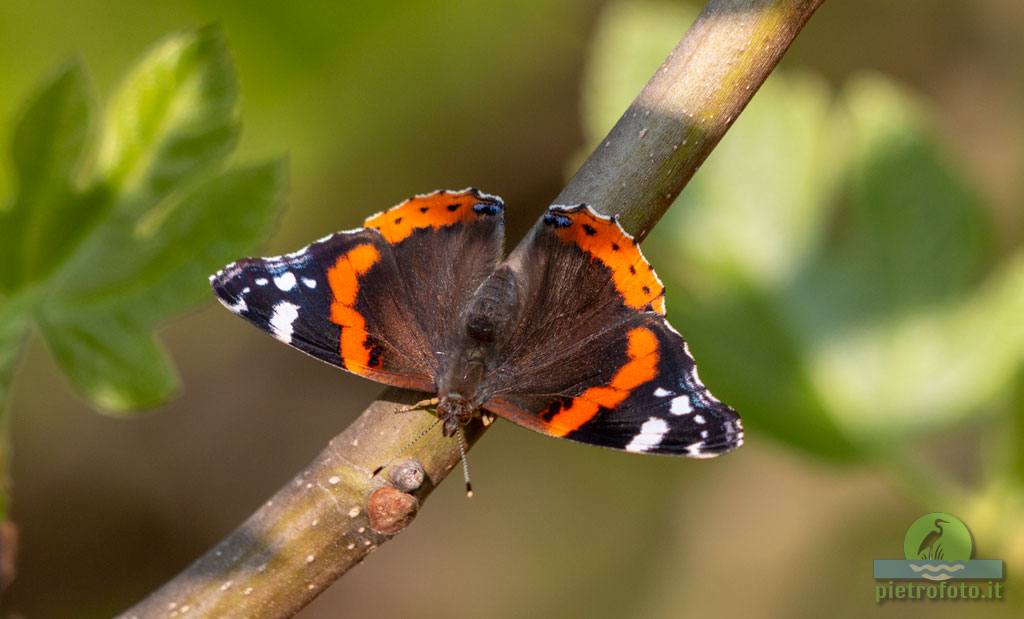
(916, 518), (949, 560)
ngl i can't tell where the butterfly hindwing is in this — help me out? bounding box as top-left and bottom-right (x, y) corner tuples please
(483, 204), (742, 457)
(211, 189), (504, 391)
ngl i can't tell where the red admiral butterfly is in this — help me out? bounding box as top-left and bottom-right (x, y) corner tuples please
(211, 189), (742, 457)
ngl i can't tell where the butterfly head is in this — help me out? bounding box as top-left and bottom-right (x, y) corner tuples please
(437, 394), (476, 437)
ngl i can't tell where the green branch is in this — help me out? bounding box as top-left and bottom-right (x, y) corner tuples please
(119, 1), (824, 617)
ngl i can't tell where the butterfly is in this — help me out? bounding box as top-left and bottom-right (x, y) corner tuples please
(210, 189), (742, 458)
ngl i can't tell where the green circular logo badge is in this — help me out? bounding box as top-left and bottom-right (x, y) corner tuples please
(903, 512), (973, 561)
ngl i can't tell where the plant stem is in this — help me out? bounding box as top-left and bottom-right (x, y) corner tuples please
(120, 1), (823, 617)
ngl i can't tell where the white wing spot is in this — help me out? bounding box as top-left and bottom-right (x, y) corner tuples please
(255, 278), (269, 286)
(653, 387), (673, 397)
(669, 396), (693, 416)
(625, 417), (669, 453)
(302, 277), (317, 289)
(694, 414), (706, 424)
(274, 272), (297, 291)
(218, 295), (247, 315)
(269, 301), (300, 343)
(685, 441), (711, 458)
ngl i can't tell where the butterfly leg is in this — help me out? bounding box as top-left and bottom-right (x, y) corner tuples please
(396, 397), (440, 414)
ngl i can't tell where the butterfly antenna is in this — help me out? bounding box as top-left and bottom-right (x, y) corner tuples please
(457, 427), (473, 498)
(398, 416), (441, 455)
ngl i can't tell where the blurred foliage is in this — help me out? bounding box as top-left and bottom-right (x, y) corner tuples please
(0, 0), (1021, 617)
(669, 75), (1024, 457)
(0, 25), (284, 518)
(582, 0), (1024, 574)
(584, 0), (1024, 461)
(0, 3), (591, 615)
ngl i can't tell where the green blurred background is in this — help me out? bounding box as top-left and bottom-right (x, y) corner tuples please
(2, 1), (1023, 617)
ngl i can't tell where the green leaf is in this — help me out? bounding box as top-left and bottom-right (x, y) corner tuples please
(809, 75), (991, 325)
(671, 73), (837, 288)
(809, 253), (1024, 444)
(39, 313), (178, 414)
(0, 60), (94, 290)
(97, 24), (239, 215)
(672, 284), (862, 461)
(793, 76), (1010, 443)
(0, 26), (284, 415)
(37, 161), (284, 412)
(48, 161), (286, 318)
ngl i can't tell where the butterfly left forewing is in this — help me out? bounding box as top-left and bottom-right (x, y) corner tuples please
(210, 188), (505, 392)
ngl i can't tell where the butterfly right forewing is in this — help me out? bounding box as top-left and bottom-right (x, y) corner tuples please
(482, 205), (742, 457)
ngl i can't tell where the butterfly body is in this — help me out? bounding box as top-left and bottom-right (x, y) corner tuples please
(211, 189), (743, 457)
(435, 269), (516, 435)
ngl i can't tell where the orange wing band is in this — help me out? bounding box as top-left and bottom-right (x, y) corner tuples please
(327, 243), (381, 371)
(547, 327), (660, 437)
